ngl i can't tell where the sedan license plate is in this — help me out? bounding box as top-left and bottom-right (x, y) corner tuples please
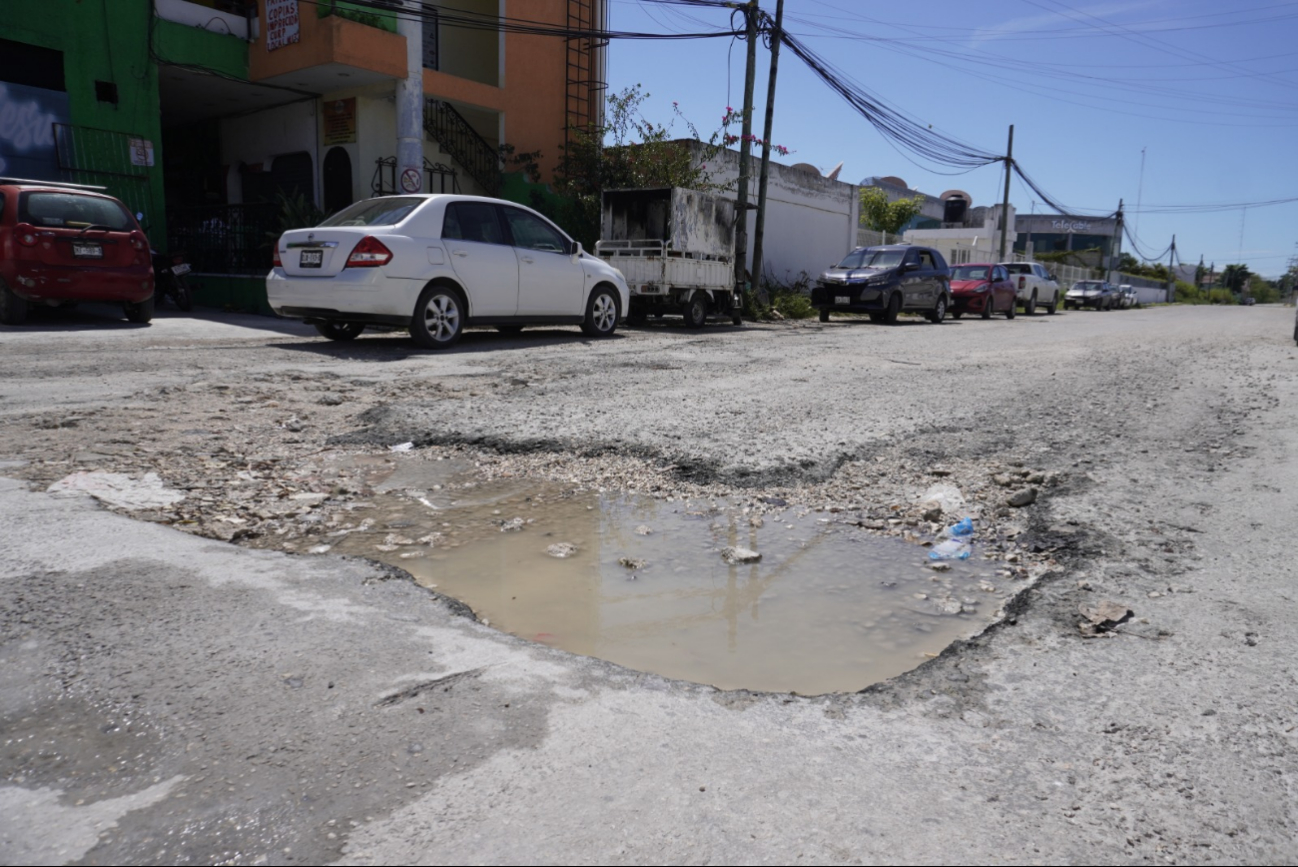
(835, 295), (850, 305)
(171, 262), (191, 276)
(299, 249), (323, 268)
(72, 242), (102, 259)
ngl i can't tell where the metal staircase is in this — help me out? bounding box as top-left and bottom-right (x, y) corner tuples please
(565, 0), (608, 147)
(424, 99), (499, 196)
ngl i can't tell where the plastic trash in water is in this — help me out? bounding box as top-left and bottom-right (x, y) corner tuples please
(929, 517), (974, 560)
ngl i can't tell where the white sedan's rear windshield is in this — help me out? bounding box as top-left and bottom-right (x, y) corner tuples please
(320, 197), (424, 227)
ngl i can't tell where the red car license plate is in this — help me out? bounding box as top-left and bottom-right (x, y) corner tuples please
(72, 242), (103, 259)
(300, 249), (323, 268)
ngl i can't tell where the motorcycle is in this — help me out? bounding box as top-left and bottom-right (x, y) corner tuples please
(135, 212), (193, 312)
(150, 249), (193, 311)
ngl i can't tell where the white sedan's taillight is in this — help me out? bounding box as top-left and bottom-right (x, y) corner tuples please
(345, 236), (393, 268)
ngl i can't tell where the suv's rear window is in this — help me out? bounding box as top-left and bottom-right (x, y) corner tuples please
(319, 197), (424, 228)
(1005, 263), (1030, 273)
(18, 192), (134, 230)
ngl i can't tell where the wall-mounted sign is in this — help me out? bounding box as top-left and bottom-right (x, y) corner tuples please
(128, 138), (154, 167)
(322, 98), (357, 146)
(400, 168), (422, 193)
(1051, 219), (1092, 233)
(266, 0), (301, 52)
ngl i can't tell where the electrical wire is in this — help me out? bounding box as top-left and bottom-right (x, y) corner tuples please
(771, 24), (1004, 171)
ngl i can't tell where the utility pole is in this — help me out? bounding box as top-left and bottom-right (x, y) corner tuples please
(1108, 199), (1124, 284)
(395, 1), (424, 194)
(998, 124), (1014, 261)
(733, 1), (759, 299)
(1166, 235), (1176, 303)
(750, 0), (784, 306)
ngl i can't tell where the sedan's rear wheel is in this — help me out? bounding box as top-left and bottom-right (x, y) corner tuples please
(315, 321), (366, 341)
(1006, 295), (1016, 319)
(581, 286), (620, 337)
(411, 285), (464, 349)
(0, 277), (28, 326)
(818, 308), (830, 323)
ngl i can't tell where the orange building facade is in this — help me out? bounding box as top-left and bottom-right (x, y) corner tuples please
(231, 0), (607, 204)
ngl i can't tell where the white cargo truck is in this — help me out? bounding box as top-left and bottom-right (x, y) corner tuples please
(595, 188), (742, 327)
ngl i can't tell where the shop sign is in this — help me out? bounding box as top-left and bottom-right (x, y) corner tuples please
(323, 98), (357, 146)
(266, 0), (301, 52)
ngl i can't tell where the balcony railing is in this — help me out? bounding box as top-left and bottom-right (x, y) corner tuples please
(424, 99), (499, 196)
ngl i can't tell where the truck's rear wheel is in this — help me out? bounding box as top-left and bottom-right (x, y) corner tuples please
(681, 292), (708, 328)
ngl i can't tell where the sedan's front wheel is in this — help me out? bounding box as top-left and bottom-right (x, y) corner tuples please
(411, 285), (464, 349)
(581, 285), (620, 337)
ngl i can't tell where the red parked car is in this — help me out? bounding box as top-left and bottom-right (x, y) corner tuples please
(0, 178), (154, 326)
(949, 263), (1017, 320)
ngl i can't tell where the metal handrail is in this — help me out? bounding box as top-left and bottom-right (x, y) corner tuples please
(424, 99), (499, 195)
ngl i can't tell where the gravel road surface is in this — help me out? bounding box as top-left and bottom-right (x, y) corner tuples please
(1, 303), (1295, 865)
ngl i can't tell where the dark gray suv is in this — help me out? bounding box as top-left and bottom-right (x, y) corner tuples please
(812, 244), (952, 324)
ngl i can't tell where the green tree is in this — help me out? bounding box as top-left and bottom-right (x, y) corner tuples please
(1247, 274), (1279, 303)
(1220, 263), (1253, 294)
(858, 186), (926, 236)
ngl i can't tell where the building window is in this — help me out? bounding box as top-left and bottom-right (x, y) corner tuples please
(95, 81), (119, 105)
(422, 8), (439, 70)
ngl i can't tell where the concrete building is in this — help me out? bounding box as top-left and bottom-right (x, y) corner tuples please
(682, 141), (860, 285)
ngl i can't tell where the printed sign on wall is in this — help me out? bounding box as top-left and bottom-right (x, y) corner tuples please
(266, 0), (301, 52)
(322, 98), (357, 146)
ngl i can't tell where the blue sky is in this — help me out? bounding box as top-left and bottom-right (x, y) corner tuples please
(606, 0), (1298, 277)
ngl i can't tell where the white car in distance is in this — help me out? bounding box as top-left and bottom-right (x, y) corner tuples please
(268, 195), (630, 349)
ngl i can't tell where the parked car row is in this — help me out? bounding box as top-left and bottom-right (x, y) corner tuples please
(0, 185), (1142, 348)
(809, 245), (1065, 324)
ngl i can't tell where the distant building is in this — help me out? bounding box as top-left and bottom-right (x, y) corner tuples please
(1013, 213), (1118, 263)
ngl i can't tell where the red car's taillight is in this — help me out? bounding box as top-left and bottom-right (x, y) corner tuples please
(14, 223), (38, 247)
(129, 231), (147, 251)
(345, 236), (393, 268)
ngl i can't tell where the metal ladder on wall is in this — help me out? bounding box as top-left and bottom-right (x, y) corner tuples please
(566, 0), (608, 146)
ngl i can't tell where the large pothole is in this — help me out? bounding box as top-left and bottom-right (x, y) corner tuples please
(310, 455), (1017, 695)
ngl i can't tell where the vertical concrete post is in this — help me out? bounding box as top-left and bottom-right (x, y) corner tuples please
(396, 2), (424, 193)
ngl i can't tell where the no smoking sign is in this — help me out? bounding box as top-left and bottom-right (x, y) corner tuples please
(400, 168), (422, 193)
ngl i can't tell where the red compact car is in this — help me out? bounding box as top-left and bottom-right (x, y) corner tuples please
(0, 178), (154, 326)
(949, 263), (1017, 320)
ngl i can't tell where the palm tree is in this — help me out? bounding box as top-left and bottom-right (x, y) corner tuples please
(1221, 263), (1252, 295)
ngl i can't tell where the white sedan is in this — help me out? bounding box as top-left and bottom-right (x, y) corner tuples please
(267, 195), (630, 349)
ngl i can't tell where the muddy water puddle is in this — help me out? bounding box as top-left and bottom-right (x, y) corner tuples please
(329, 469), (1012, 694)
